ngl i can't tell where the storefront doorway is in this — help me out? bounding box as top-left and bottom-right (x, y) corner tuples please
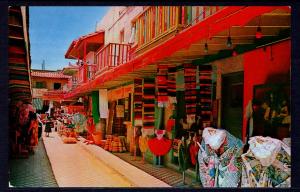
(221, 72), (244, 139)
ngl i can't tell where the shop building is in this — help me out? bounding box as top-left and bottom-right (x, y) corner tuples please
(31, 69), (73, 113)
(63, 6), (291, 171)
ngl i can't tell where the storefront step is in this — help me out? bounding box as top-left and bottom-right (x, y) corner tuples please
(77, 137), (171, 188)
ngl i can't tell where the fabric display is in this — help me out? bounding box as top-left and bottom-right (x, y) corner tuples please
(178, 138), (190, 172)
(143, 78), (155, 133)
(32, 98), (43, 111)
(134, 79), (143, 126)
(198, 65), (213, 127)
(92, 91), (100, 124)
(172, 139), (181, 157)
(198, 127), (244, 187)
(241, 136), (291, 187)
(148, 130), (172, 156)
(139, 135), (149, 153)
(157, 65), (169, 107)
(99, 89), (108, 119)
(184, 64), (197, 117)
(166, 119), (175, 132)
(167, 67), (177, 98)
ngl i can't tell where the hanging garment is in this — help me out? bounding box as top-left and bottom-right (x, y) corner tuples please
(139, 136), (148, 153)
(241, 136), (291, 188)
(178, 139), (189, 172)
(28, 119), (38, 147)
(198, 128), (244, 187)
(148, 130), (172, 156)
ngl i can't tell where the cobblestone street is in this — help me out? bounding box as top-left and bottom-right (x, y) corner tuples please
(9, 138), (58, 187)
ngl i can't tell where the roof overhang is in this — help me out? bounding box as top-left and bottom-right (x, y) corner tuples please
(65, 31), (105, 59)
(64, 6), (290, 99)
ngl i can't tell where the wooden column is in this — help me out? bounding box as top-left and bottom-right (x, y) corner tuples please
(83, 41), (87, 83)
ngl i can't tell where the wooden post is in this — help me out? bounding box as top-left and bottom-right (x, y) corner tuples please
(83, 41), (87, 83)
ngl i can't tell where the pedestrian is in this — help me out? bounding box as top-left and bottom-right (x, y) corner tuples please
(37, 113), (43, 139)
(44, 114), (52, 137)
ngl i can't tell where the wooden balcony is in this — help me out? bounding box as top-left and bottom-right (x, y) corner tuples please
(95, 43), (131, 75)
(77, 63), (97, 84)
(133, 6), (224, 54)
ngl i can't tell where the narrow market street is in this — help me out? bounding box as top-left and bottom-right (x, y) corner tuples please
(7, 5), (292, 189)
(42, 132), (134, 187)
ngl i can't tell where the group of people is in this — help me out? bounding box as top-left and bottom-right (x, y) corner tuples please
(9, 101), (43, 156)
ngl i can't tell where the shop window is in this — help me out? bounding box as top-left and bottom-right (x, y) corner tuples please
(53, 83), (61, 90)
(36, 81), (46, 88)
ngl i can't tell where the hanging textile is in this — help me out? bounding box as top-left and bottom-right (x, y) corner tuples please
(32, 98), (43, 111)
(178, 138), (189, 172)
(167, 67), (177, 98)
(198, 127), (244, 187)
(157, 65), (168, 107)
(148, 130), (172, 156)
(92, 91), (100, 124)
(99, 89), (108, 119)
(133, 79), (143, 126)
(184, 64), (197, 122)
(241, 136), (291, 188)
(143, 78), (155, 133)
(198, 65), (213, 127)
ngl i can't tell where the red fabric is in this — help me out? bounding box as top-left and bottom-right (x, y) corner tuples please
(148, 138), (172, 156)
(166, 119), (175, 132)
(189, 144), (199, 165)
(242, 40), (291, 142)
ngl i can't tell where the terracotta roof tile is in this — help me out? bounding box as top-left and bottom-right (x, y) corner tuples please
(31, 71), (71, 79)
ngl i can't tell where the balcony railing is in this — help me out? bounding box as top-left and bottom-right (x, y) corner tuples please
(134, 6), (224, 50)
(95, 43), (131, 75)
(77, 63), (97, 84)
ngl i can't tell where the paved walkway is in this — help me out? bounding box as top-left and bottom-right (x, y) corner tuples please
(9, 138), (58, 187)
(43, 132), (135, 187)
(113, 152), (200, 187)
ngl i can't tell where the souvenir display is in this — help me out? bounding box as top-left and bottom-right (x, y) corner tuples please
(241, 136), (291, 187)
(198, 127), (244, 187)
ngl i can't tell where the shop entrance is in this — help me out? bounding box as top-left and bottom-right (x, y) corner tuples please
(221, 72), (244, 139)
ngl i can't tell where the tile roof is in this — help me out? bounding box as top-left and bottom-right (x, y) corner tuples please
(31, 71), (71, 79)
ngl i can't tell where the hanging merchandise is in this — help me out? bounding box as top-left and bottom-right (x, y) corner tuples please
(167, 67), (177, 99)
(99, 89), (108, 119)
(148, 130), (172, 156)
(139, 129), (149, 163)
(157, 65), (169, 107)
(241, 136), (291, 188)
(184, 63), (197, 117)
(92, 91), (100, 124)
(166, 119), (175, 132)
(198, 127), (244, 187)
(198, 65), (213, 127)
(143, 78), (155, 134)
(133, 79), (143, 126)
(32, 98), (43, 111)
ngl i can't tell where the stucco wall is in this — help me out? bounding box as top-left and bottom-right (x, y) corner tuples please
(32, 77), (69, 90)
(96, 6), (144, 45)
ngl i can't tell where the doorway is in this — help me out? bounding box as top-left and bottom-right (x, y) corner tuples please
(221, 72), (244, 139)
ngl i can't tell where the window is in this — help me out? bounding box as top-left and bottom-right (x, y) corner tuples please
(36, 81), (46, 88)
(120, 29), (125, 43)
(128, 25), (135, 44)
(53, 83), (61, 90)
